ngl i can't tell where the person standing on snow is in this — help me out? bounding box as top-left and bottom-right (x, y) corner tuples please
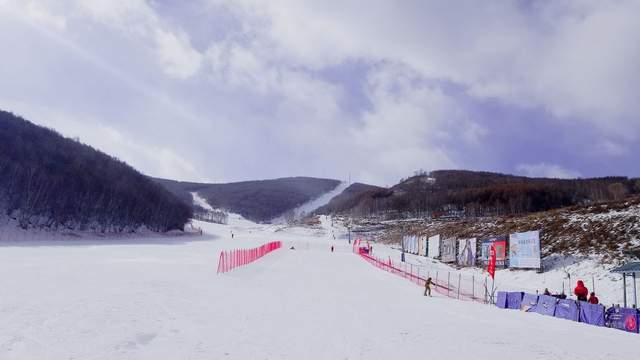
(588, 292), (599, 304)
(574, 280), (589, 302)
(424, 277), (433, 297)
(331, 245), (334, 252)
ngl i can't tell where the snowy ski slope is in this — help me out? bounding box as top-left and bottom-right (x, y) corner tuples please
(0, 215), (637, 359)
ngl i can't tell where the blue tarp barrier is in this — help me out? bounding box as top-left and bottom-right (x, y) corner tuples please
(532, 295), (557, 317)
(554, 299), (579, 321)
(506, 292), (523, 310)
(579, 301), (605, 327)
(605, 306), (639, 333)
(496, 291), (508, 309)
(520, 293), (538, 312)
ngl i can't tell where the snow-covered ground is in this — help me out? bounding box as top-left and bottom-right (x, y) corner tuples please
(369, 247), (629, 307)
(0, 215), (638, 359)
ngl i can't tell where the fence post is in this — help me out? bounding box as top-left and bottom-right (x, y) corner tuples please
(447, 272), (451, 297)
(217, 252), (224, 274)
(484, 277), (488, 304)
(472, 275), (475, 301)
(457, 273), (461, 300)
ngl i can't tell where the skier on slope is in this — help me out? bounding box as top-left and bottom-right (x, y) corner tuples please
(574, 280), (589, 302)
(424, 277), (433, 297)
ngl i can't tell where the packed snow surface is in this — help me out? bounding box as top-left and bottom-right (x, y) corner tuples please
(0, 215), (638, 359)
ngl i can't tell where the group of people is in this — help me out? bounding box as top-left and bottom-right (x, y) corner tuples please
(422, 278), (600, 304)
(542, 280), (599, 304)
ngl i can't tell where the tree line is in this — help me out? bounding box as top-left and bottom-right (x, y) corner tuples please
(319, 170), (640, 219)
(0, 110), (192, 232)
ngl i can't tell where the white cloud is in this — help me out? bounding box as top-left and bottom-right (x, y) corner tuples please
(74, 0), (203, 79)
(347, 64), (469, 184)
(1, 0), (638, 185)
(23, 1), (67, 30)
(595, 140), (628, 157)
(516, 163), (581, 179)
(154, 29), (202, 79)
(222, 0), (640, 140)
(206, 39), (343, 121)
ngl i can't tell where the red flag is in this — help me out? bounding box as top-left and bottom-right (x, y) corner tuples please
(487, 243), (497, 279)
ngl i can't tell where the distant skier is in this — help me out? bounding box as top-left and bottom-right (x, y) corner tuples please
(574, 280), (588, 302)
(231, 231), (234, 239)
(424, 277), (433, 297)
(331, 245), (334, 252)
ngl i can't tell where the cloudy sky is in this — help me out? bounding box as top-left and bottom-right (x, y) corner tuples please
(1, 0), (639, 186)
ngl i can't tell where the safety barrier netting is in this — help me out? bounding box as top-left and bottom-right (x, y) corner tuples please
(217, 241), (282, 274)
(356, 245), (490, 303)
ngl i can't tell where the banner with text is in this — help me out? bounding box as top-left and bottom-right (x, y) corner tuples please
(509, 231), (541, 269)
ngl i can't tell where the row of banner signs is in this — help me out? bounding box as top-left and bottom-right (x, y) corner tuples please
(401, 230), (541, 269)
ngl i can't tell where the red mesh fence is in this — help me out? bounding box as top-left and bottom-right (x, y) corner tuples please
(217, 241), (282, 274)
(357, 248), (489, 303)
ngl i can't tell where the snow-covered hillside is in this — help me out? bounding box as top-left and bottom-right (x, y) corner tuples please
(368, 196), (640, 265)
(191, 192), (215, 211)
(0, 215), (637, 359)
(272, 181), (349, 223)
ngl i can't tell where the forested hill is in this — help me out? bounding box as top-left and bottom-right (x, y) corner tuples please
(154, 177), (341, 222)
(314, 183), (385, 215)
(317, 170), (640, 218)
(0, 110), (192, 232)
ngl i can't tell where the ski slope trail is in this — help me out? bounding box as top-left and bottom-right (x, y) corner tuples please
(272, 181), (349, 223)
(0, 218), (637, 359)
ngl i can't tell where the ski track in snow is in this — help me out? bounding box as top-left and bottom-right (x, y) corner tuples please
(0, 215), (638, 359)
(191, 192), (214, 211)
(272, 182), (350, 223)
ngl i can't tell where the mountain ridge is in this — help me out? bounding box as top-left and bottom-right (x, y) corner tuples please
(315, 170), (640, 218)
(153, 176), (343, 222)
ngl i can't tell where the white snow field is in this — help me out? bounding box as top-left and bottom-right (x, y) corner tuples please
(1, 216), (638, 360)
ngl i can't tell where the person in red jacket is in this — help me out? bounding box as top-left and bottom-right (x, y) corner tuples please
(588, 292), (599, 304)
(574, 280), (589, 302)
